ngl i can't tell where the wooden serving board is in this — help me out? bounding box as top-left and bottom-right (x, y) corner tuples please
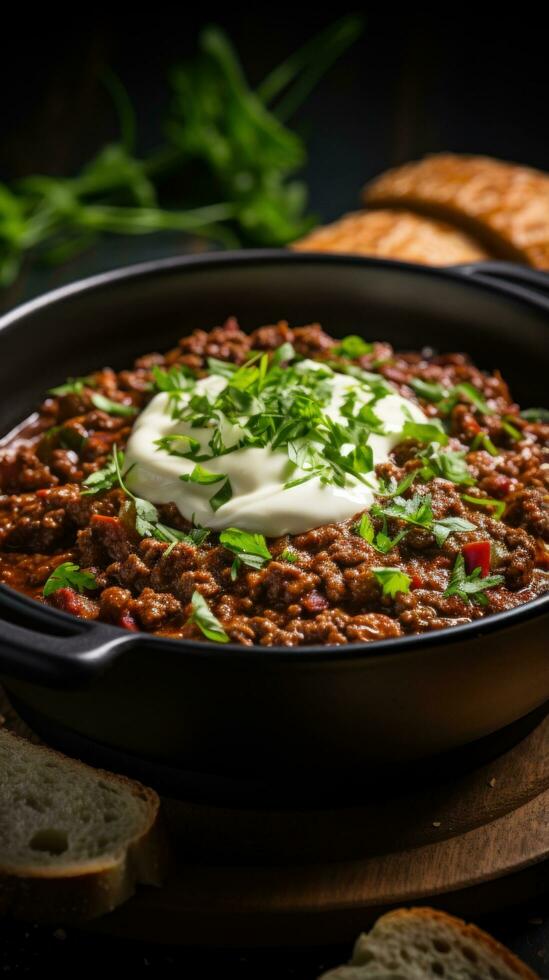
(2, 688), (548, 947)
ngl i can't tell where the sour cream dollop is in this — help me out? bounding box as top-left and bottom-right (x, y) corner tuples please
(124, 361), (427, 536)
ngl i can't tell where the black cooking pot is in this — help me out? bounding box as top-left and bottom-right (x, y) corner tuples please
(0, 252), (548, 781)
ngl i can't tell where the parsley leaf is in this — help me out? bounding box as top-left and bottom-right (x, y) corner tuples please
(155, 434), (202, 458)
(280, 548), (298, 562)
(376, 470), (418, 498)
(333, 335), (373, 358)
(271, 342), (296, 366)
(443, 554), (504, 606)
(187, 590), (229, 643)
(461, 494), (506, 520)
(152, 364), (196, 393)
(356, 512), (406, 554)
(521, 407), (549, 423)
(410, 379), (490, 417)
(219, 527), (272, 580)
(81, 449), (127, 495)
(471, 432), (499, 457)
(401, 420), (449, 446)
(373, 492), (475, 546)
(372, 567), (411, 598)
(91, 393), (137, 417)
(43, 562), (99, 597)
(180, 464), (227, 485)
(410, 378), (447, 402)
(48, 375), (95, 396)
(209, 478), (233, 512)
(417, 447), (475, 486)
(431, 516), (476, 547)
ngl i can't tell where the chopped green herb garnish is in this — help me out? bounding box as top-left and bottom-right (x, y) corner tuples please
(372, 567), (411, 598)
(372, 492), (475, 546)
(410, 378), (447, 402)
(410, 379), (490, 417)
(219, 527), (272, 580)
(280, 548), (298, 563)
(84, 445), (197, 544)
(209, 478), (233, 512)
(461, 494), (506, 520)
(333, 335), (373, 358)
(417, 447), (475, 486)
(43, 562), (98, 597)
(91, 393), (137, 417)
(401, 420), (449, 446)
(180, 464), (227, 486)
(179, 464), (233, 512)
(48, 375), (95, 396)
(431, 515), (477, 547)
(470, 432), (500, 457)
(151, 364), (196, 393)
(443, 554), (504, 606)
(81, 449), (127, 495)
(155, 434), (202, 458)
(187, 590), (229, 643)
(271, 342), (296, 366)
(376, 470), (418, 498)
(355, 512), (406, 554)
(501, 419), (521, 442)
(521, 407), (549, 423)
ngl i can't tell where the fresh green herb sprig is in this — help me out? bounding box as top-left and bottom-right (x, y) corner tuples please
(521, 407), (549, 423)
(356, 512), (406, 554)
(443, 554), (504, 606)
(48, 375), (95, 397)
(0, 19), (362, 289)
(166, 347), (387, 502)
(410, 378), (491, 417)
(470, 432), (499, 457)
(280, 548), (298, 563)
(333, 335), (373, 358)
(43, 561), (98, 597)
(91, 393), (137, 417)
(186, 590), (229, 643)
(81, 449), (126, 495)
(81, 446), (209, 547)
(461, 494), (506, 520)
(372, 567), (411, 598)
(219, 528), (272, 580)
(417, 446), (475, 486)
(372, 492), (476, 546)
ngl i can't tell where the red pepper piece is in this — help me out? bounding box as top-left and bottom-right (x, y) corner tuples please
(118, 611), (139, 632)
(410, 572), (423, 590)
(35, 488), (49, 498)
(91, 514), (120, 527)
(462, 540), (491, 577)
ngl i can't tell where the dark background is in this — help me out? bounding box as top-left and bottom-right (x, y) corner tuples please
(1, 9), (548, 976)
(2, 8), (549, 308)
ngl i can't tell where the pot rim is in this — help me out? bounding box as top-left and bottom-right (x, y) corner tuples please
(1, 248), (548, 665)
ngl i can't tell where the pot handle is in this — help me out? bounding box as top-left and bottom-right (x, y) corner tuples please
(0, 585), (139, 687)
(451, 261), (549, 309)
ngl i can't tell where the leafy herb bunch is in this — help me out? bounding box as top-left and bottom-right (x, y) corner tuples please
(0, 18), (362, 288)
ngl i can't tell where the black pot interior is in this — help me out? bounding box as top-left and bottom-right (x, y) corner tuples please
(0, 254), (548, 439)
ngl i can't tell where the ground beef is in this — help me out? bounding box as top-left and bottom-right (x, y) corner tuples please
(0, 318), (547, 646)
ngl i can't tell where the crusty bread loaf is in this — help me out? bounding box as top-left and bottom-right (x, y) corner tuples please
(294, 208), (490, 265)
(319, 907), (538, 980)
(363, 153), (549, 268)
(0, 731), (168, 922)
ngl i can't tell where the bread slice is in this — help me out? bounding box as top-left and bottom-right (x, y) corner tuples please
(0, 731), (168, 922)
(294, 208), (490, 265)
(319, 907), (538, 980)
(363, 153), (549, 268)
